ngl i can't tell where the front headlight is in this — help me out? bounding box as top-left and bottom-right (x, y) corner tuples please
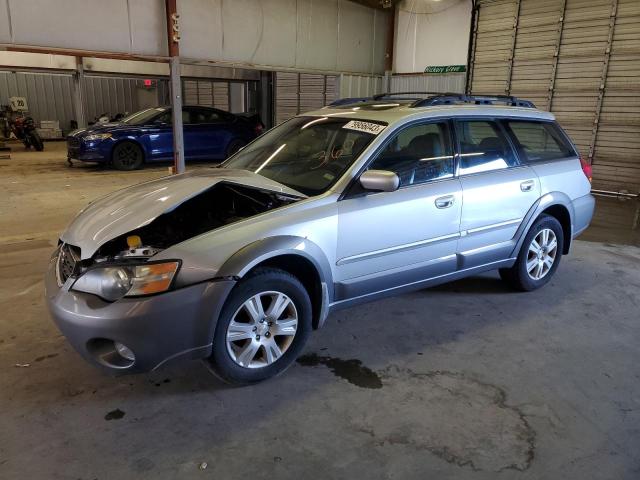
(84, 133), (112, 142)
(71, 261), (180, 301)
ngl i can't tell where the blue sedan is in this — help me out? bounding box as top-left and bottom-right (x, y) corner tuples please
(67, 106), (264, 170)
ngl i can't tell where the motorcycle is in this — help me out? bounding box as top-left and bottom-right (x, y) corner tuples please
(1, 107), (44, 151)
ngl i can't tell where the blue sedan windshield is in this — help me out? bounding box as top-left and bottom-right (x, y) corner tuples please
(223, 116), (383, 196)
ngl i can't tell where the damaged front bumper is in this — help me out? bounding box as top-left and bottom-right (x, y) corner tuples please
(44, 257), (236, 373)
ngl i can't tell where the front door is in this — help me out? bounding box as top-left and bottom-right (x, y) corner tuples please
(336, 121), (462, 300)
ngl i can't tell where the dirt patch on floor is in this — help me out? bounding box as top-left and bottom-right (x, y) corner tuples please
(299, 358), (535, 472)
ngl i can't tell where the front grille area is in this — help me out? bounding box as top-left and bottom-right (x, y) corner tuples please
(56, 244), (81, 286)
(67, 136), (80, 148)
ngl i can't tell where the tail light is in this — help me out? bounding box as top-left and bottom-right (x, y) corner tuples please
(254, 123), (264, 136)
(580, 156), (592, 183)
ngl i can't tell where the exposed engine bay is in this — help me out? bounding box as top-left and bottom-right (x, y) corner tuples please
(92, 182), (299, 262)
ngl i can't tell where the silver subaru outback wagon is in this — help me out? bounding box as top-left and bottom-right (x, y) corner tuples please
(45, 94), (595, 384)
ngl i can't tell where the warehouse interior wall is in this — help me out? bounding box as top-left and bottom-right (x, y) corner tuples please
(393, 0), (472, 73)
(0, 0), (390, 76)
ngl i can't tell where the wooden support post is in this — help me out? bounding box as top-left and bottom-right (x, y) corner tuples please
(505, 0), (521, 95)
(589, 0), (618, 164)
(466, 3), (480, 94)
(547, 0), (567, 111)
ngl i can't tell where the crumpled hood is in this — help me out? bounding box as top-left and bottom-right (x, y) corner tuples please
(61, 169), (305, 259)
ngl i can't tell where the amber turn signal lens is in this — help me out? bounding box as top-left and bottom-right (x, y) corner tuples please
(128, 261), (180, 296)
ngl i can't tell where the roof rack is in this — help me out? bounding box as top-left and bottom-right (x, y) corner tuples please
(411, 94), (536, 108)
(372, 91), (447, 101)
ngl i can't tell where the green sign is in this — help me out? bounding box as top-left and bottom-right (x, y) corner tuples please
(424, 65), (467, 74)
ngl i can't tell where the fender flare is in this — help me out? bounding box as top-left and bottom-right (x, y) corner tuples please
(216, 235), (334, 328)
(510, 191), (575, 257)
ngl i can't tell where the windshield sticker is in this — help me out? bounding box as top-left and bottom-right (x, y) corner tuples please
(343, 120), (386, 135)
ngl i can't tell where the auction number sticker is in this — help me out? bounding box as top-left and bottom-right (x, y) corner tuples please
(343, 120), (386, 135)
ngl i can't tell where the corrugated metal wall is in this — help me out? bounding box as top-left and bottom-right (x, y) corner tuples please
(0, 71), (172, 134)
(84, 76), (170, 123)
(468, 0), (640, 194)
(338, 74), (384, 98)
(274, 72), (339, 125)
(390, 73), (466, 94)
(0, 71), (75, 131)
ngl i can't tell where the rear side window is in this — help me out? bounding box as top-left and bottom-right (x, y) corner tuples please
(455, 120), (518, 175)
(505, 120), (576, 163)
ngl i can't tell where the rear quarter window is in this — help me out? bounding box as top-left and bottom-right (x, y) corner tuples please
(505, 120), (576, 163)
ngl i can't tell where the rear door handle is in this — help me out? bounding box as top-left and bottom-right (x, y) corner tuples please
(520, 180), (535, 192)
(435, 195), (455, 209)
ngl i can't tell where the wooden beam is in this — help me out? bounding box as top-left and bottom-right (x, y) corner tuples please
(589, 0), (618, 164)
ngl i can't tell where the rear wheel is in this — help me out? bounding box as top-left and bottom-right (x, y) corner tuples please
(29, 131), (44, 151)
(112, 141), (144, 170)
(207, 268), (312, 385)
(499, 214), (564, 291)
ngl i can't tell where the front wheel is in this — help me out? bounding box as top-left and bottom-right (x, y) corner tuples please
(112, 141), (144, 170)
(499, 214), (564, 291)
(207, 268), (312, 385)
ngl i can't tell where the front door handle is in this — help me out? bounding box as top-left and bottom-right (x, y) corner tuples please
(435, 195), (455, 209)
(520, 180), (535, 192)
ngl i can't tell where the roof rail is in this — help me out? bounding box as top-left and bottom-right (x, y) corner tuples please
(372, 91), (450, 100)
(411, 94), (536, 108)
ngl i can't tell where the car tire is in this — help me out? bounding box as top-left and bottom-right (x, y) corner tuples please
(499, 214), (564, 292)
(206, 267), (312, 385)
(112, 141), (144, 171)
(225, 139), (245, 159)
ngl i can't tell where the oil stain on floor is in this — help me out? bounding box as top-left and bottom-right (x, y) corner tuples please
(298, 355), (535, 472)
(296, 353), (383, 389)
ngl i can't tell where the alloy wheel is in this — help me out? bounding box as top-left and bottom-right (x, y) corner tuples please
(226, 291), (298, 369)
(526, 228), (558, 281)
(116, 144), (139, 167)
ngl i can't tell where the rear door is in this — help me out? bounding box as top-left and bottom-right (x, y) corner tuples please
(185, 107), (230, 160)
(455, 118), (540, 268)
(336, 121), (462, 299)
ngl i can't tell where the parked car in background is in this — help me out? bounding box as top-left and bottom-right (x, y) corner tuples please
(66, 106), (264, 170)
(47, 93), (594, 384)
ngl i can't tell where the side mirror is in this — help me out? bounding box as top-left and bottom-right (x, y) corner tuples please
(359, 170), (400, 192)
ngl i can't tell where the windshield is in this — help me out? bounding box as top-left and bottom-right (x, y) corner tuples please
(223, 116), (384, 196)
(121, 108), (166, 125)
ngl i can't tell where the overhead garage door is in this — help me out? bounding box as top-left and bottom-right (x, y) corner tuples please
(274, 72), (338, 125)
(468, 0), (640, 194)
(183, 79), (230, 111)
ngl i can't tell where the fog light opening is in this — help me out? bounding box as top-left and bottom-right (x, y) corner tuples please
(87, 338), (135, 369)
(114, 342), (135, 362)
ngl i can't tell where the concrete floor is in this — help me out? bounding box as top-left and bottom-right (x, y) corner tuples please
(1, 142), (639, 479)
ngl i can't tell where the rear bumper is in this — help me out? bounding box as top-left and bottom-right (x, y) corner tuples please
(572, 193), (596, 238)
(44, 257), (236, 373)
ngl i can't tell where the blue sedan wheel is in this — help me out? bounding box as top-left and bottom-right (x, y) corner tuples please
(112, 142), (144, 171)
